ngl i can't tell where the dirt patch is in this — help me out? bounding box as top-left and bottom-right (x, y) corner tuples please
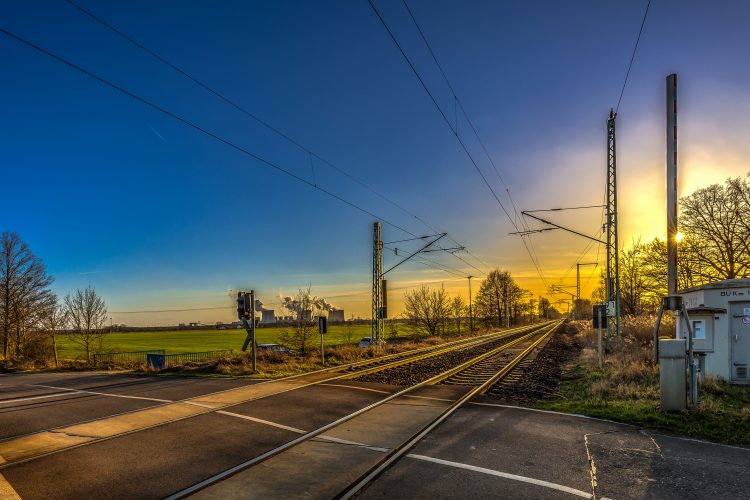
(486, 322), (583, 404)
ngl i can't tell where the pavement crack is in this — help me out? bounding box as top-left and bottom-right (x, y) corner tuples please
(583, 433), (599, 500)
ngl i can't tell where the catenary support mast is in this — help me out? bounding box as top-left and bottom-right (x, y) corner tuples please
(372, 222), (383, 341)
(606, 110), (621, 344)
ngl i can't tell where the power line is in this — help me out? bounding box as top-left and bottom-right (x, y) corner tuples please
(111, 306), (231, 314)
(63, 0), (491, 276)
(0, 26), (423, 239)
(374, 0), (549, 287)
(367, 0), (516, 226)
(615, 0), (652, 113)
(524, 205), (606, 213)
(401, 0), (540, 256)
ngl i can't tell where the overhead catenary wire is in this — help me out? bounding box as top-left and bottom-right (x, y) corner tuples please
(63, 0), (491, 276)
(615, 0), (652, 113)
(0, 26), (424, 240)
(401, 0), (540, 250)
(376, 0), (549, 287)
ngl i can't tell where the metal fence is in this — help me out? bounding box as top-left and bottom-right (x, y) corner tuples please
(147, 350), (234, 369)
(93, 350), (166, 365)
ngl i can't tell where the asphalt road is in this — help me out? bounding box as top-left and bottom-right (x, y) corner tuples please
(1, 372), (748, 499)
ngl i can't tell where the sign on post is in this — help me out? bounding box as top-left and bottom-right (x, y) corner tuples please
(318, 316), (327, 365)
(593, 305), (608, 328)
(593, 305), (606, 368)
(606, 301), (616, 318)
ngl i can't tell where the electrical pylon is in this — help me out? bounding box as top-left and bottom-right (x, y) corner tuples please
(372, 222), (383, 341)
(576, 262), (597, 319)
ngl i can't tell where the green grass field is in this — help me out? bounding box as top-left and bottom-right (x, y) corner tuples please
(57, 324), (398, 360)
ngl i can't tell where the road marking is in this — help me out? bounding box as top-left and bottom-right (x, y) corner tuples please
(319, 383), (390, 394)
(0, 375), (344, 468)
(213, 410), (590, 498)
(407, 454), (593, 498)
(32, 384), (173, 403)
(216, 411), (307, 434)
(0, 472), (20, 500)
(215, 410), (390, 452)
(0, 390), (85, 404)
(319, 383), (455, 403)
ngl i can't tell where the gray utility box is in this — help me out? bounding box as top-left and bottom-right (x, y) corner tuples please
(659, 339), (687, 411)
(678, 279), (750, 384)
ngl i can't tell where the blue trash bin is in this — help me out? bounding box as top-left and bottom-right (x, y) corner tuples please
(147, 353), (165, 369)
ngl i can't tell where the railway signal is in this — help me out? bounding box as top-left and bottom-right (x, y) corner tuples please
(238, 290), (257, 372)
(319, 316), (327, 365)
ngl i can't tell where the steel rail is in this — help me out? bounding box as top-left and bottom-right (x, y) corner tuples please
(338, 320), (561, 499)
(167, 321), (559, 499)
(337, 322), (551, 379)
(422, 329), (547, 385)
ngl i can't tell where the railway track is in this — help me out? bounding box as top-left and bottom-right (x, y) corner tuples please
(334, 321), (552, 377)
(0, 322), (550, 471)
(168, 319), (563, 499)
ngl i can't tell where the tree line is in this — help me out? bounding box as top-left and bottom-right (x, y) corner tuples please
(403, 270), (558, 337)
(0, 232), (108, 366)
(589, 177), (750, 316)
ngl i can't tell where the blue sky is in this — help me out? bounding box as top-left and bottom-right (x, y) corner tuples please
(3, 0), (750, 324)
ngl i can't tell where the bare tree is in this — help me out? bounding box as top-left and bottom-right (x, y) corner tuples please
(278, 286), (319, 355)
(404, 285), (450, 337)
(680, 180), (750, 280)
(345, 315), (356, 345)
(40, 295), (67, 367)
(451, 296), (466, 335)
(538, 296), (551, 320)
(474, 270), (518, 327)
(0, 232), (54, 359)
(64, 287), (108, 363)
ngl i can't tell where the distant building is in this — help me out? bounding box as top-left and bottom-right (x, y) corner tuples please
(328, 310), (345, 323)
(261, 310), (276, 324)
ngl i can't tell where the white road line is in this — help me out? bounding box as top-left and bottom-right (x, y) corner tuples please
(319, 383), (454, 403)
(215, 411), (308, 434)
(407, 454), (593, 498)
(0, 471), (20, 500)
(214, 410), (589, 496)
(215, 410), (390, 452)
(313, 383), (642, 429)
(0, 391), (85, 404)
(31, 384), (173, 403)
(318, 383), (391, 394)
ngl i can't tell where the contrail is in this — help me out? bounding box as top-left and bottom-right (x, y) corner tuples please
(148, 125), (166, 142)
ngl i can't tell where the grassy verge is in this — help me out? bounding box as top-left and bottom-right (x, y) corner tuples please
(55, 324), (390, 360)
(536, 319), (750, 445)
(146, 341), (438, 379)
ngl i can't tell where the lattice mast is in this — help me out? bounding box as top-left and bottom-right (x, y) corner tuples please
(372, 222), (383, 341)
(606, 110), (621, 342)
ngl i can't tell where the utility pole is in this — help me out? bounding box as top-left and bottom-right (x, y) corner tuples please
(606, 109), (621, 345)
(372, 222), (383, 342)
(666, 74), (678, 295)
(529, 294), (535, 323)
(576, 262), (597, 319)
(467, 276), (474, 333)
(371, 223), (448, 341)
(504, 281), (510, 328)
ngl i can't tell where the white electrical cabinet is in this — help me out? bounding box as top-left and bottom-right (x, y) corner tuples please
(678, 279), (750, 384)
